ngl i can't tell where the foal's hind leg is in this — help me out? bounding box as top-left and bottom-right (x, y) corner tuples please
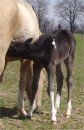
(55, 64), (64, 115)
(64, 55), (74, 118)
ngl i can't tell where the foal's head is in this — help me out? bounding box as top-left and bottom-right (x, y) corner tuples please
(25, 35), (56, 59)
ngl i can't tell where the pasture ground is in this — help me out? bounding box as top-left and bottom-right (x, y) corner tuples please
(0, 34), (84, 130)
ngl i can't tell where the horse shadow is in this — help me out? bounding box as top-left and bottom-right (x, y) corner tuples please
(0, 107), (17, 118)
(0, 107), (32, 120)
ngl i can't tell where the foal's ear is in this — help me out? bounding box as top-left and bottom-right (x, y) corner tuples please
(25, 38), (33, 48)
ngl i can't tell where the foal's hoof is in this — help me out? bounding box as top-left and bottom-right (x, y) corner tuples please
(27, 115), (32, 120)
(51, 117), (57, 125)
(65, 114), (70, 118)
(66, 115), (70, 118)
(51, 120), (57, 125)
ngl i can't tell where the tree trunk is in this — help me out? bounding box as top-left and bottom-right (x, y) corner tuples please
(70, 22), (74, 33)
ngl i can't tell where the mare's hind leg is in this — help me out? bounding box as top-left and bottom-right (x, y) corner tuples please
(0, 40), (11, 77)
(0, 56), (5, 77)
(0, 2), (18, 76)
(0, 60), (8, 83)
(18, 60), (44, 117)
(28, 63), (42, 118)
(25, 64), (45, 112)
(34, 69), (45, 111)
(17, 60), (28, 117)
(55, 64), (64, 115)
(24, 61), (33, 105)
(64, 55), (74, 118)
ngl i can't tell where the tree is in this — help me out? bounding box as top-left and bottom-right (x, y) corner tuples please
(41, 18), (57, 34)
(56, 0), (84, 32)
(27, 0), (57, 34)
(27, 0), (48, 32)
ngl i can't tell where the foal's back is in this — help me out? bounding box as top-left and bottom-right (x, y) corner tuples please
(52, 30), (76, 60)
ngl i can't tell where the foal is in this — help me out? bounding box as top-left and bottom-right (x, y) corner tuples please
(7, 30), (76, 123)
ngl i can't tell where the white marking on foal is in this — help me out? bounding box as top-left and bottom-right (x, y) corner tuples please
(52, 39), (56, 48)
(66, 100), (72, 118)
(28, 99), (36, 118)
(50, 92), (56, 122)
(55, 93), (61, 114)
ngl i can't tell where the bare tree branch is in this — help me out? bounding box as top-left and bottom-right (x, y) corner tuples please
(56, 0), (84, 32)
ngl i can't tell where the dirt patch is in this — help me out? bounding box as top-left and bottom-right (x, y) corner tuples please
(51, 103), (84, 129)
(0, 119), (5, 129)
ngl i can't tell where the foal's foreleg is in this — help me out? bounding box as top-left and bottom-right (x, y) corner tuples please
(64, 55), (74, 118)
(55, 64), (63, 114)
(47, 64), (56, 123)
(27, 63), (41, 118)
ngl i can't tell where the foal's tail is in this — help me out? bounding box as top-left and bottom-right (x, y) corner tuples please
(69, 37), (76, 60)
(70, 36), (76, 53)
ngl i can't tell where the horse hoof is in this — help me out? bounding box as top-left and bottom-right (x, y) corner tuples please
(18, 109), (27, 118)
(27, 115), (32, 120)
(66, 115), (70, 118)
(65, 114), (70, 118)
(51, 120), (57, 125)
(51, 117), (57, 125)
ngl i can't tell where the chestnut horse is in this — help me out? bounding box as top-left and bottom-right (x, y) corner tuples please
(0, 0), (45, 117)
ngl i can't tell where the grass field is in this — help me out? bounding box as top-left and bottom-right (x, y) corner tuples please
(0, 34), (84, 130)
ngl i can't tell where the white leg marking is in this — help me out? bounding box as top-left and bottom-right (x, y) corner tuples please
(50, 92), (56, 123)
(66, 100), (72, 118)
(55, 93), (61, 114)
(28, 99), (36, 118)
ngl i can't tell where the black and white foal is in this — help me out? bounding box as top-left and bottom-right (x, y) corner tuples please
(7, 30), (76, 123)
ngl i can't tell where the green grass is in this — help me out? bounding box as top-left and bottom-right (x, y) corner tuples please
(0, 34), (84, 130)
